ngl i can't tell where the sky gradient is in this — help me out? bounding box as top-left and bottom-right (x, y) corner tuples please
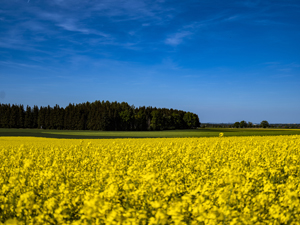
(1, 0), (299, 123)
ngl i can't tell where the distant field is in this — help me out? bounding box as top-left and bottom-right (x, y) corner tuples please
(1, 128), (300, 139)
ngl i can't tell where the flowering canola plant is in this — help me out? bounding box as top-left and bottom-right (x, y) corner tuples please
(0, 136), (300, 224)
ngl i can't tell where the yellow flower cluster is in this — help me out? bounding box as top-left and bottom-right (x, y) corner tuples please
(0, 136), (300, 224)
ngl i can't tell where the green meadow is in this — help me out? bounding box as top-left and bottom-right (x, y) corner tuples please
(1, 128), (300, 139)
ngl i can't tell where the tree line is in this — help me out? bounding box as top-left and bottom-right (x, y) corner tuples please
(0, 101), (200, 131)
(233, 120), (269, 128)
(203, 120), (271, 128)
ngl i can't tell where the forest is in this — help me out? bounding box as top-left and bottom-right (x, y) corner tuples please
(0, 100), (200, 131)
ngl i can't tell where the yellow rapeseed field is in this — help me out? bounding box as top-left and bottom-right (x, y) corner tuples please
(0, 136), (300, 224)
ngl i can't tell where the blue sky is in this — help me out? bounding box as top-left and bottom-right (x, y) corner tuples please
(0, 0), (299, 123)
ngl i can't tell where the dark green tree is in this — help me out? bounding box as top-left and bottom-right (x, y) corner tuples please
(150, 110), (162, 131)
(0, 104), (10, 128)
(183, 112), (200, 128)
(24, 106), (33, 128)
(260, 120), (270, 128)
(240, 120), (247, 128)
(32, 105), (39, 128)
(233, 122), (240, 128)
(0, 101), (201, 131)
(134, 107), (147, 131)
(38, 106), (46, 129)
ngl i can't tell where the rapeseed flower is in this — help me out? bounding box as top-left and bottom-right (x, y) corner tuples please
(0, 136), (299, 224)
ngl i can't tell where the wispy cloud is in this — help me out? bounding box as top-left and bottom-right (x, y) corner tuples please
(160, 58), (181, 70)
(0, 28), (36, 51)
(165, 31), (192, 46)
(252, 19), (292, 26)
(262, 62), (300, 78)
(46, 0), (175, 25)
(164, 12), (241, 46)
(58, 20), (109, 37)
(0, 61), (44, 69)
(37, 11), (109, 37)
(263, 62), (300, 68)
(91, 0), (174, 23)
(224, 15), (242, 21)
(0, 0), (177, 55)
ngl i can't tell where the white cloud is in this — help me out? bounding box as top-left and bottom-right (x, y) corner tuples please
(92, 0), (164, 20)
(48, 0), (176, 26)
(163, 14), (229, 46)
(57, 20), (109, 37)
(0, 61), (43, 69)
(37, 12), (109, 37)
(165, 31), (192, 46)
(224, 15), (241, 21)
